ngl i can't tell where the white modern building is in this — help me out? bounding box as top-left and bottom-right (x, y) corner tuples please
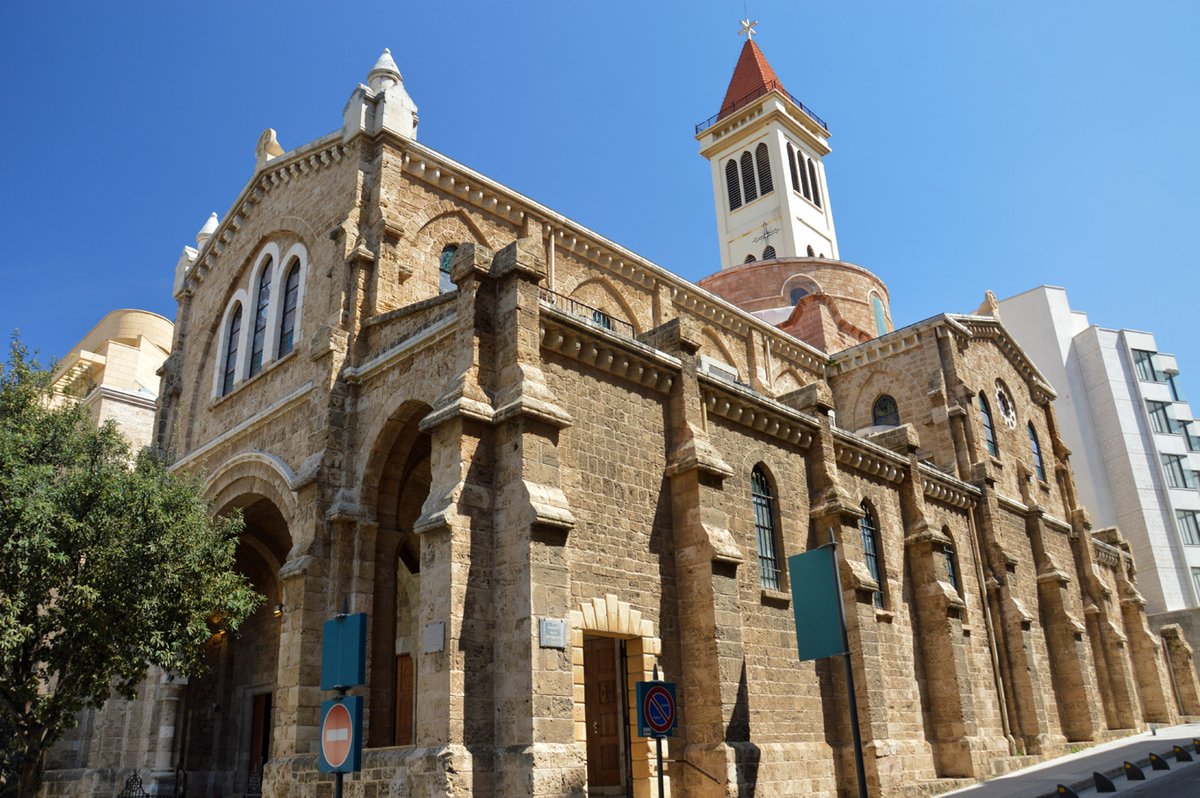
(998, 286), (1200, 629)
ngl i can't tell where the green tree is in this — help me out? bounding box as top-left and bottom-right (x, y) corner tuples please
(0, 340), (260, 798)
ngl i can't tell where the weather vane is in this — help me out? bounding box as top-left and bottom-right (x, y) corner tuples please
(753, 222), (779, 247)
(738, 17), (758, 41)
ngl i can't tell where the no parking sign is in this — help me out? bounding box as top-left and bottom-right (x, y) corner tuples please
(636, 680), (677, 738)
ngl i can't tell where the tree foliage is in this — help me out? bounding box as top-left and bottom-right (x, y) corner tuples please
(0, 339), (260, 797)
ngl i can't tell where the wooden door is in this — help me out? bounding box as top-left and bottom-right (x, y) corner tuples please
(395, 653), (414, 745)
(583, 637), (623, 788)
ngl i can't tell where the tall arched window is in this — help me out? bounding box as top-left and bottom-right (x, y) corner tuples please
(762, 245), (776, 260)
(222, 304), (242, 396)
(799, 155), (812, 200)
(1028, 422), (1046, 481)
(807, 158), (822, 208)
(277, 259), (301, 358)
(790, 286), (809, 303)
(979, 392), (999, 456)
(755, 143), (774, 196)
(786, 142), (800, 193)
(752, 466), (781, 590)
(872, 394), (900, 427)
(725, 159), (742, 210)
(740, 152), (758, 203)
(942, 529), (961, 593)
(439, 244), (458, 293)
(249, 259), (272, 377)
(859, 501), (883, 608)
(871, 294), (888, 336)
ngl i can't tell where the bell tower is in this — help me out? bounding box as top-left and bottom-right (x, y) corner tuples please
(696, 21), (839, 270)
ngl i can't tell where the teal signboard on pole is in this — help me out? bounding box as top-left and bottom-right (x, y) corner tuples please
(321, 612), (367, 691)
(788, 545), (846, 662)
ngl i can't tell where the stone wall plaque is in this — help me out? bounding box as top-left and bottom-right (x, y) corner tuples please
(539, 618), (567, 649)
(423, 622), (445, 653)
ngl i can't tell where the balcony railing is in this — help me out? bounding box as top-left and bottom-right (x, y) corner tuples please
(696, 81), (829, 135)
(539, 288), (635, 339)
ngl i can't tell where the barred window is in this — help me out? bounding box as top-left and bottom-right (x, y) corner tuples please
(1028, 423), (1046, 481)
(752, 466), (781, 591)
(943, 537), (961, 593)
(872, 394), (900, 427)
(249, 258), (272, 377)
(740, 152), (758, 203)
(979, 393), (999, 456)
(725, 159), (743, 210)
(860, 501), (883, 608)
(222, 304), (242, 396)
(755, 143), (774, 196)
(277, 260), (301, 357)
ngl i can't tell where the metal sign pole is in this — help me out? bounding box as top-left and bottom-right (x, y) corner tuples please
(830, 528), (869, 798)
(652, 663), (665, 798)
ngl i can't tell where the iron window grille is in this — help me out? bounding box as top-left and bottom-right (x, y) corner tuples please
(979, 393), (999, 456)
(859, 502), (883, 608)
(1028, 423), (1047, 481)
(752, 467), (781, 591)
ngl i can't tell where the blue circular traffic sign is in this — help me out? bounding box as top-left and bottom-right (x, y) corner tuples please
(643, 684), (676, 735)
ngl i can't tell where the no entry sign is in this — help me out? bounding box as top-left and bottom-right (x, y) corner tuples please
(636, 680), (677, 738)
(318, 696), (363, 773)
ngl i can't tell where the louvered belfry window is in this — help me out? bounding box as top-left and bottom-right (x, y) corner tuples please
(762, 245), (776, 260)
(740, 152), (758, 202)
(249, 258), (272, 377)
(786, 142), (801, 193)
(755, 143), (774, 195)
(278, 260), (301, 357)
(752, 467), (781, 590)
(807, 158), (822, 207)
(725, 160), (742, 210)
(222, 304), (242, 396)
(799, 154), (812, 200)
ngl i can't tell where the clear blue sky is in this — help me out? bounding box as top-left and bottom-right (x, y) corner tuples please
(2, 2), (1197, 395)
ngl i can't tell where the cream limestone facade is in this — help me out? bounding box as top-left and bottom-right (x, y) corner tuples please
(40, 40), (1198, 798)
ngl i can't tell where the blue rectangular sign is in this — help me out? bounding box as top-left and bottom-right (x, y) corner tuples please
(788, 546), (847, 662)
(320, 612), (367, 690)
(317, 695), (363, 773)
(636, 680), (678, 738)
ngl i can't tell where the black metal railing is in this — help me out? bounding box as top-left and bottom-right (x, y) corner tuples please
(539, 288), (635, 339)
(695, 81), (828, 134)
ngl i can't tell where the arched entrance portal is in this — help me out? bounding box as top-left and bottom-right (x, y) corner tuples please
(179, 496), (291, 797)
(365, 403), (432, 748)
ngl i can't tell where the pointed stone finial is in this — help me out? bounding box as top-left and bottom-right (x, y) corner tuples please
(255, 128), (285, 169)
(195, 212), (219, 248)
(368, 48), (402, 93)
(976, 289), (1001, 320)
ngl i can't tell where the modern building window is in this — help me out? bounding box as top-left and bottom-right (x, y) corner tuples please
(725, 159), (743, 210)
(872, 394), (900, 427)
(859, 501), (883, 608)
(1163, 454), (1199, 490)
(1147, 400), (1179, 435)
(1193, 568), (1200, 602)
(754, 143), (774, 196)
(1178, 510), (1200, 546)
(249, 259), (272, 377)
(752, 466), (781, 591)
(1028, 422), (1046, 481)
(786, 142), (801, 193)
(222, 304), (242, 396)
(1169, 373), (1185, 401)
(871, 294), (887, 336)
(1133, 349), (1166, 382)
(1183, 421), (1200, 452)
(277, 259), (301, 357)
(979, 393), (999, 456)
(740, 151), (758, 203)
(807, 158), (822, 208)
(439, 244), (458, 293)
(762, 245), (776, 260)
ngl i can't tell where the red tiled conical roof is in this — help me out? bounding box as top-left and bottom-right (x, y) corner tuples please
(718, 40), (785, 119)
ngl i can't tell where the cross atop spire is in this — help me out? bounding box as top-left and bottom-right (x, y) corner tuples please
(738, 18), (758, 41)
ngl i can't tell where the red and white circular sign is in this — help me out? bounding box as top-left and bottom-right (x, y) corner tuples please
(321, 702), (353, 768)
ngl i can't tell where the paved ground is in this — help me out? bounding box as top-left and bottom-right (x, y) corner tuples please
(941, 723), (1200, 797)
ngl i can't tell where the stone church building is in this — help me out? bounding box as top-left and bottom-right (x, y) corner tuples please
(43, 35), (1200, 798)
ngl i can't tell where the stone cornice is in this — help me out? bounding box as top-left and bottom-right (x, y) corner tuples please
(700, 376), (818, 450)
(184, 132), (349, 291)
(540, 307), (679, 394)
(950, 314), (1057, 403)
(1091, 538), (1124, 569)
(917, 464), (981, 510)
(171, 381), (315, 472)
(343, 311), (457, 384)
(828, 326), (925, 374)
(832, 429), (906, 484)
